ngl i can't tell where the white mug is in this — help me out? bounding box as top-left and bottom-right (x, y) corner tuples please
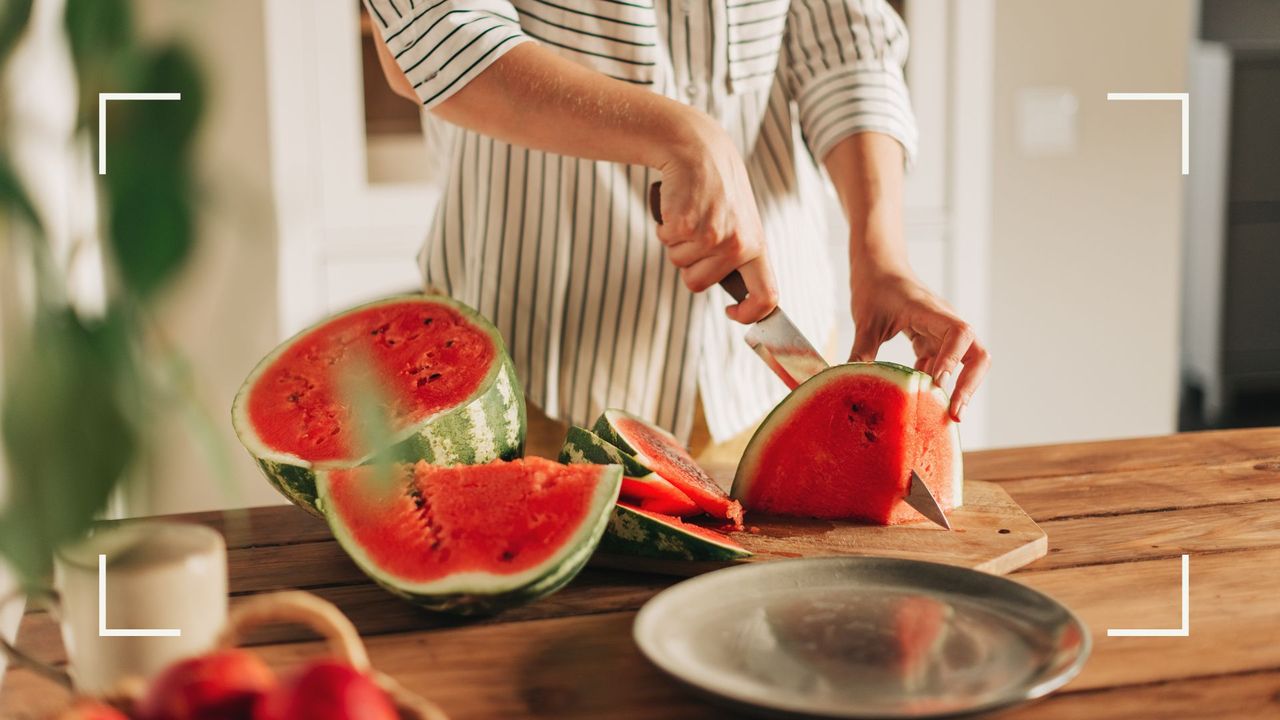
(2, 521), (228, 694)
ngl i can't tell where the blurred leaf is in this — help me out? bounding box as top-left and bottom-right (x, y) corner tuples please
(0, 0), (32, 67)
(63, 0), (130, 69)
(100, 44), (204, 299)
(0, 151), (42, 235)
(0, 310), (136, 583)
(339, 352), (401, 495)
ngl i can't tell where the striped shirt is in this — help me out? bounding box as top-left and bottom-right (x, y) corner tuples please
(365, 0), (917, 443)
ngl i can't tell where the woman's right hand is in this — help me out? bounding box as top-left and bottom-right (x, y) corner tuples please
(655, 112), (779, 324)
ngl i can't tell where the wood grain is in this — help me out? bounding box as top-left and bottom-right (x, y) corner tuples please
(593, 481), (1047, 577)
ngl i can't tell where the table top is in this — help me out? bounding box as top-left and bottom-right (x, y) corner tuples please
(4, 427), (1280, 719)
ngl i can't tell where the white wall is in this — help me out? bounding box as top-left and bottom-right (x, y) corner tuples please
(129, 0), (287, 515)
(986, 0), (1192, 447)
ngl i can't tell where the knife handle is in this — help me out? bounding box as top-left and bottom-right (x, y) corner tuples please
(647, 181), (750, 304)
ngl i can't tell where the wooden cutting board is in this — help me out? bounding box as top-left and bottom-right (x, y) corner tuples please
(591, 462), (1047, 578)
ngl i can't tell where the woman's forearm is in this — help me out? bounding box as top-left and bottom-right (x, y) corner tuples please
(375, 36), (715, 170)
(823, 132), (909, 277)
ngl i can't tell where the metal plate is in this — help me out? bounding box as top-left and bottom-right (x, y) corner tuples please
(633, 557), (1090, 719)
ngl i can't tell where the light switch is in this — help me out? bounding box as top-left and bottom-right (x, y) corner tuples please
(1015, 87), (1079, 157)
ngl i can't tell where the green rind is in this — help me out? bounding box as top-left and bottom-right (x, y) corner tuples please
(231, 294), (526, 515)
(591, 409), (678, 461)
(317, 464), (623, 616)
(559, 425), (655, 478)
(599, 505), (751, 562)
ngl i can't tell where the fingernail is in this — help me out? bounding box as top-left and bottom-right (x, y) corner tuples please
(937, 370), (951, 389)
(954, 400), (966, 422)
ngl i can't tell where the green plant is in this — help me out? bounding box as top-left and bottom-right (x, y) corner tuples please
(0, 0), (205, 585)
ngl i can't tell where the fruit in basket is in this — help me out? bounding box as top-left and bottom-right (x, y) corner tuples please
(253, 660), (396, 720)
(232, 294), (525, 516)
(318, 457), (622, 614)
(592, 409), (743, 527)
(598, 503), (752, 562)
(732, 362), (963, 525)
(137, 649), (276, 720)
(53, 699), (129, 720)
(559, 425), (699, 515)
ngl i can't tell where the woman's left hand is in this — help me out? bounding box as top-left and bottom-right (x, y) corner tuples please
(849, 267), (989, 421)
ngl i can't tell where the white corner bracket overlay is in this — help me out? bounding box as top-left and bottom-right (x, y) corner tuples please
(1107, 554), (1190, 638)
(98, 554), (181, 637)
(1105, 92), (1189, 175)
(97, 92), (182, 175)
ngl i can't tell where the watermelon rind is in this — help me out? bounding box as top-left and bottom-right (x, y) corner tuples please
(316, 463), (623, 615)
(591, 408), (682, 462)
(598, 505), (752, 562)
(559, 425), (653, 478)
(731, 361), (963, 510)
(231, 294), (526, 517)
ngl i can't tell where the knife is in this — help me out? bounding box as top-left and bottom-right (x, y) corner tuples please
(648, 181), (952, 530)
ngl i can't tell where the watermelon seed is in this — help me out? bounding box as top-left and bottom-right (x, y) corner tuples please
(287, 393), (301, 403)
(371, 323), (390, 336)
(850, 403), (860, 412)
(500, 549), (517, 562)
(864, 430), (877, 442)
(429, 373), (442, 382)
(423, 317), (434, 325)
(445, 340), (454, 348)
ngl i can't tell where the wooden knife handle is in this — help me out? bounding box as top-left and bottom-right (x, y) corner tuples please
(647, 181), (750, 304)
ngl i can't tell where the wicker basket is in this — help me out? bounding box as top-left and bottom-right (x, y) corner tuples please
(78, 592), (448, 720)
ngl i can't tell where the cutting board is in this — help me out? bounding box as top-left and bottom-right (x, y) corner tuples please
(590, 463), (1047, 578)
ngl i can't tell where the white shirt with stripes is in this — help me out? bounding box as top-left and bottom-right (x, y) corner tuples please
(365, 0), (917, 443)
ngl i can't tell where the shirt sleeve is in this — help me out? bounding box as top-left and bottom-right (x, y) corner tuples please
(780, 0), (918, 166)
(364, 0), (533, 110)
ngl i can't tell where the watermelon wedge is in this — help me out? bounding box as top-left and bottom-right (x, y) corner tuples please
(732, 362), (962, 525)
(232, 295), (524, 515)
(593, 410), (744, 527)
(317, 458), (622, 614)
(599, 503), (751, 562)
(559, 426), (699, 516)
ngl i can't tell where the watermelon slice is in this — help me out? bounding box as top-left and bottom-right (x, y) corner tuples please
(593, 410), (744, 527)
(559, 426), (699, 516)
(232, 294), (525, 515)
(317, 458), (622, 614)
(732, 362), (962, 525)
(599, 503), (751, 562)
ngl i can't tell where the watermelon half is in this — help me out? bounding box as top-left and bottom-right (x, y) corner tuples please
(232, 295), (525, 515)
(592, 410), (744, 527)
(559, 426), (699, 516)
(317, 458), (622, 614)
(599, 503), (751, 562)
(732, 362), (962, 525)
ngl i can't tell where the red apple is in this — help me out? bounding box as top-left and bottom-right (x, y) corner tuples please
(54, 699), (129, 720)
(138, 648), (277, 720)
(254, 660), (397, 720)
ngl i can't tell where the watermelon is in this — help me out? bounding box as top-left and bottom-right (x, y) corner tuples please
(732, 362), (962, 525)
(592, 410), (744, 527)
(599, 503), (751, 562)
(559, 426), (699, 516)
(232, 295), (525, 515)
(317, 458), (622, 614)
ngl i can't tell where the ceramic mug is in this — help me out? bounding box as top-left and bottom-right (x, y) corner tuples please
(1, 521), (228, 694)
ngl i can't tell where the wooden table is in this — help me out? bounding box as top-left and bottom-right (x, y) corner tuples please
(4, 428), (1280, 718)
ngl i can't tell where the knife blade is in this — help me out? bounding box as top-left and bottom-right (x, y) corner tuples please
(647, 181), (950, 529)
(907, 470), (952, 530)
(647, 183), (827, 390)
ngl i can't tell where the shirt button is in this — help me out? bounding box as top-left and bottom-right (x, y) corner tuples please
(685, 84), (700, 98)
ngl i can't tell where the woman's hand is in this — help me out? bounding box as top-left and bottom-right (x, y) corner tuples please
(655, 113), (779, 324)
(849, 266), (990, 421)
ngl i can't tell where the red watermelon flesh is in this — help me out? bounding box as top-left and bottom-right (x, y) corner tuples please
(620, 476), (701, 516)
(732, 362), (962, 525)
(597, 411), (744, 528)
(323, 459), (608, 583)
(246, 300), (496, 463)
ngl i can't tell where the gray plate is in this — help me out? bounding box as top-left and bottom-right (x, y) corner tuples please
(633, 557), (1090, 719)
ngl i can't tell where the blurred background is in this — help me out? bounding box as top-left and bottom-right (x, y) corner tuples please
(1, 0), (1277, 525)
